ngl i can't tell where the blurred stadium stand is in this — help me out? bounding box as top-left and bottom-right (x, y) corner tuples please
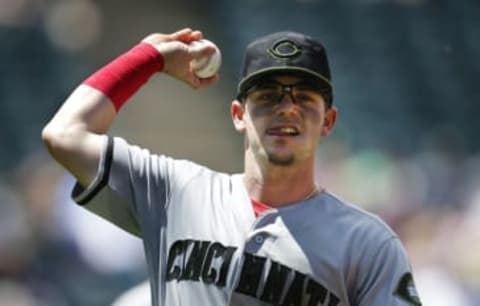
(0, 0), (479, 305)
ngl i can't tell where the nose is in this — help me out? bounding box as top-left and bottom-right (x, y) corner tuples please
(277, 85), (296, 105)
(275, 93), (298, 116)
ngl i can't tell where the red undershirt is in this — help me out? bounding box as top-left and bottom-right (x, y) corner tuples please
(251, 199), (272, 217)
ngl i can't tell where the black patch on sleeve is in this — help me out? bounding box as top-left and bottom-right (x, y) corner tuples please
(394, 272), (422, 305)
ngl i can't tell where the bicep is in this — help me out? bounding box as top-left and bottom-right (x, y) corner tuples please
(43, 127), (105, 188)
(62, 132), (106, 188)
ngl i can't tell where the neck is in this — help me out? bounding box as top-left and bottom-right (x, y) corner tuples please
(244, 154), (319, 207)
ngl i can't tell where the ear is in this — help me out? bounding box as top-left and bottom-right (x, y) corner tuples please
(231, 100), (246, 134)
(321, 106), (337, 137)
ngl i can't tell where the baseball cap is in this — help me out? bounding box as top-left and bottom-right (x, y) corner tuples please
(237, 31), (333, 105)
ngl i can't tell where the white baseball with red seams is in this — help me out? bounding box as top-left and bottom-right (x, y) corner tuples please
(190, 39), (222, 78)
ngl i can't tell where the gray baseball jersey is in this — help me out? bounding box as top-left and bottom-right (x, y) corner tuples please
(72, 136), (422, 306)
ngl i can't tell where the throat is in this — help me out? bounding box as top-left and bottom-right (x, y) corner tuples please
(244, 152), (318, 206)
(245, 177), (319, 208)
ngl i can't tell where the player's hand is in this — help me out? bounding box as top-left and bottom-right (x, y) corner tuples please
(142, 28), (219, 89)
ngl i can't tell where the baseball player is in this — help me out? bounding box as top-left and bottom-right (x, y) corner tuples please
(42, 28), (422, 305)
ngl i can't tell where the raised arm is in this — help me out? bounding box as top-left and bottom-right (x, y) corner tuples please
(42, 28), (217, 187)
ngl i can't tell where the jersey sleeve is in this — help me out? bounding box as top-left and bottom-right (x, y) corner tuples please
(355, 236), (422, 306)
(71, 136), (203, 238)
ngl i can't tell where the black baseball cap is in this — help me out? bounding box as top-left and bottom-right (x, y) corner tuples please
(237, 31), (333, 105)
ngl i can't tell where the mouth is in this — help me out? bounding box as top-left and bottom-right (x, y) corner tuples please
(266, 125), (301, 137)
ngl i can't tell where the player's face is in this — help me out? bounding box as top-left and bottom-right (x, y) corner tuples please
(232, 75), (337, 167)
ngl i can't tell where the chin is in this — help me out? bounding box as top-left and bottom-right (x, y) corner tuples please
(267, 153), (295, 166)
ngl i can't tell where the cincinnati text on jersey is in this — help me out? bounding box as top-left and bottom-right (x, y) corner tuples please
(166, 239), (341, 306)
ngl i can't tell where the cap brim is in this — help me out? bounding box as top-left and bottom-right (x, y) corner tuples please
(237, 67), (333, 94)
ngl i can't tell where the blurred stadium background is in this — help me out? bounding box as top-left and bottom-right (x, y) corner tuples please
(0, 0), (479, 305)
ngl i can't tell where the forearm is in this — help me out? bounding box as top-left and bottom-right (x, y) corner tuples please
(47, 85), (115, 134)
(45, 41), (164, 135)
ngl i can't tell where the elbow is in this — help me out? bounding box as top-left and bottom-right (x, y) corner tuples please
(41, 123), (79, 158)
(42, 123), (64, 156)
(41, 124), (56, 148)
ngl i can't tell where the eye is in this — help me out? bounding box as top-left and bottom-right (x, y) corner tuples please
(251, 88), (281, 103)
(293, 91), (317, 104)
(293, 86), (323, 105)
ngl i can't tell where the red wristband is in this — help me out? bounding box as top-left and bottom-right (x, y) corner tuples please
(83, 42), (164, 112)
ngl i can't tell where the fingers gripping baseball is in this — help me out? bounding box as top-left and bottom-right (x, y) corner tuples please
(142, 29), (218, 88)
(189, 40), (221, 79)
(142, 28), (201, 45)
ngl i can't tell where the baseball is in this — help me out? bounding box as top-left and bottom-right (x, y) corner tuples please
(190, 39), (221, 78)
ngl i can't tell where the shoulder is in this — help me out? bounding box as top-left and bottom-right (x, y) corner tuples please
(112, 136), (231, 186)
(319, 191), (398, 243)
(318, 192), (412, 269)
(113, 136), (210, 172)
